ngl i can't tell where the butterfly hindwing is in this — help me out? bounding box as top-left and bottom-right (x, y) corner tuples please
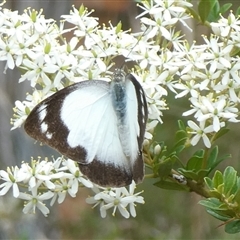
(125, 74), (148, 183)
(24, 71), (148, 187)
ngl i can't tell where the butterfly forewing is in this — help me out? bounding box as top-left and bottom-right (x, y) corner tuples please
(24, 70), (148, 187)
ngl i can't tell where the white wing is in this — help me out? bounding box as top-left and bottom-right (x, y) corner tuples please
(60, 81), (130, 170)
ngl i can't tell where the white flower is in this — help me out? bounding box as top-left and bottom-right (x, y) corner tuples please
(86, 181), (144, 218)
(197, 97), (238, 132)
(18, 186), (54, 217)
(0, 166), (26, 197)
(203, 36), (233, 73)
(174, 80), (199, 98)
(211, 12), (240, 37)
(99, 188), (131, 218)
(20, 160), (53, 189)
(50, 177), (76, 205)
(63, 159), (93, 189)
(187, 120), (214, 148)
(183, 96), (205, 119)
(19, 56), (57, 87)
(0, 37), (16, 70)
(11, 100), (28, 129)
(61, 6), (98, 36)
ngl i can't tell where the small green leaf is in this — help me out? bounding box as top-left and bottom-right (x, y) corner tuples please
(223, 166), (238, 196)
(174, 145), (186, 154)
(213, 170), (223, 189)
(186, 155), (203, 171)
(178, 168), (199, 181)
(198, 0), (216, 23)
(208, 153), (231, 174)
(225, 220), (240, 234)
(158, 157), (175, 179)
(236, 6), (240, 16)
(175, 130), (187, 143)
(154, 180), (189, 191)
(204, 177), (213, 189)
(177, 120), (186, 131)
(220, 3), (232, 15)
(207, 146), (218, 169)
(206, 209), (231, 222)
(208, 190), (223, 199)
(233, 184), (240, 203)
(197, 169), (210, 180)
(207, 0), (219, 22)
(199, 198), (228, 210)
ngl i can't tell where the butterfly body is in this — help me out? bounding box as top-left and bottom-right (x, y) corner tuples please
(24, 69), (148, 187)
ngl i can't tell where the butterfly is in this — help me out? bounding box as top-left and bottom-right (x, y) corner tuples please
(24, 68), (148, 187)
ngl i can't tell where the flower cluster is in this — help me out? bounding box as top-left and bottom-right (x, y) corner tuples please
(0, 157), (143, 217)
(1, 0), (240, 218)
(86, 181), (144, 218)
(4, 0), (193, 139)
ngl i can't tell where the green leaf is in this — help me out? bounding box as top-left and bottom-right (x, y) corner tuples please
(197, 169), (211, 180)
(204, 177), (213, 189)
(223, 166), (238, 196)
(207, 1), (219, 22)
(206, 209), (231, 222)
(212, 128), (229, 141)
(206, 146), (218, 169)
(198, 0), (217, 23)
(208, 190), (223, 199)
(171, 121), (188, 153)
(220, 3), (232, 15)
(199, 198), (228, 210)
(225, 220), (240, 234)
(175, 130), (187, 143)
(236, 6), (240, 16)
(213, 170), (223, 189)
(186, 151), (204, 171)
(177, 120), (186, 131)
(233, 180), (240, 202)
(174, 145), (186, 154)
(208, 153), (231, 174)
(178, 168), (199, 181)
(154, 180), (189, 191)
(158, 157), (175, 179)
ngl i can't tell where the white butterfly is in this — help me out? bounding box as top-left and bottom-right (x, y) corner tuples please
(24, 69), (148, 187)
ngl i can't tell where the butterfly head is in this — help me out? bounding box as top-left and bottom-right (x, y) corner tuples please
(112, 68), (126, 83)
